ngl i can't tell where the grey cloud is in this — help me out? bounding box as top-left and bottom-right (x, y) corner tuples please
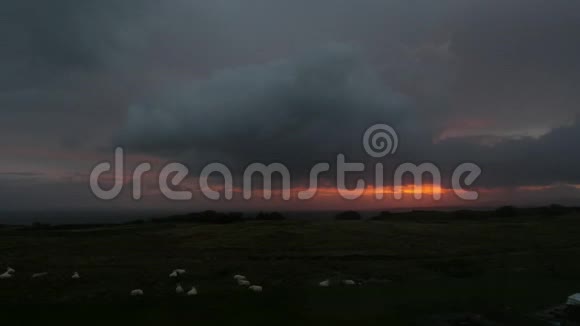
(444, 0), (580, 132)
(0, 172), (43, 178)
(2, 0), (580, 209)
(428, 120), (580, 188)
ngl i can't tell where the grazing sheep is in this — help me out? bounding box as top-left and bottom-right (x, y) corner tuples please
(0, 272), (13, 279)
(238, 279), (251, 286)
(319, 280), (330, 287)
(187, 286), (198, 296)
(169, 269), (186, 278)
(567, 293), (580, 305)
(176, 283), (184, 294)
(72, 272), (80, 279)
(249, 285), (263, 292)
(233, 274), (246, 281)
(31, 272), (48, 279)
(130, 289), (144, 296)
(342, 280), (356, 286)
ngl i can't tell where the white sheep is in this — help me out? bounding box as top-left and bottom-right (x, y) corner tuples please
(130, 289), (144, 296)
(31, 272), (48, 279)
(1, 267), (15, 279)
(342, 280), (356, 286)
(238, 279), (251, 286)
(249, 285), (263, 292)
(233, 274), (246, 281)
(176, 283), (184, 294)
(72, 272), (80, 279)
(187, 286), (198, 296)
(169, 269), (186, 278)
(319, 280), (330, 287)
(568, 293), (580, 305)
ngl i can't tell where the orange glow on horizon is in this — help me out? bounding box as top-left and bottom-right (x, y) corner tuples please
(230, 184), (452, 199)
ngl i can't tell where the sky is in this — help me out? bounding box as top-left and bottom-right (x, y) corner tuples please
(1, 0), (580, 213)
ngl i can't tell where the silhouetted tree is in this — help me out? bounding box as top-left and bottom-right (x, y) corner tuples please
(255, 212), (286, 220)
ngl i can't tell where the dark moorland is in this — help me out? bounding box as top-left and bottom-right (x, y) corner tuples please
(1, 207), (580, 325)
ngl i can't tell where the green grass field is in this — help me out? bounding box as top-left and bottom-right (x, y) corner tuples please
(1, 215), (580, 325)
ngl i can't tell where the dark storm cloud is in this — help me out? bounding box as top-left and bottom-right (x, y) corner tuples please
(117, 44), (412, 170)
(116, 40), (580, 189)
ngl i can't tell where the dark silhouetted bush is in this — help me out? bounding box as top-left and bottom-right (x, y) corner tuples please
(335, 211), (362, 220)
(255, 212), (286, 220)
(539, 204), (570, 217)
(153, 211), (244, 224)
(124, 219), (146, 225)
(31, 222), (51, 229)
(371, 211), (392, 221)
(495, 206), (518, 217)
